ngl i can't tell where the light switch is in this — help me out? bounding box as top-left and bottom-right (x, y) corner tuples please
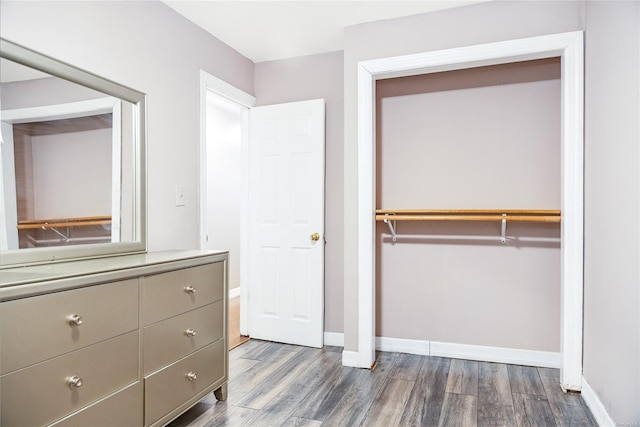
(175, 185), (185, 207)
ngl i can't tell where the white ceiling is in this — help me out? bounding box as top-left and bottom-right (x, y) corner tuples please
(162, 1), (483, 63)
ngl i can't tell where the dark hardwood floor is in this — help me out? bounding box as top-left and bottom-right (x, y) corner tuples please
(169, 340), (597, 427)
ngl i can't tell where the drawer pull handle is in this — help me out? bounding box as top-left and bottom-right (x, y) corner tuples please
(68, 314), (83, 327)
(186, 371), (197, 381)
(184, 285), (197, 294)
(67, 376), (83, 389)
(184, 328), (197, 337)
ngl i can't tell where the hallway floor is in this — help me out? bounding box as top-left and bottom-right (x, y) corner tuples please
(228, 296), (249, 350)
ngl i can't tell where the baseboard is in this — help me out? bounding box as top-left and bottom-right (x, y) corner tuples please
(341, 350), (360, 367)
(324, 332), (344, 347)
(581, 377), (615, 427)
(369, 336), (560, 368)
(376, 336), (430, 355)
(430, 341), (561, 368)
(338, 335), (560, 369)
(229, 287), (240, 299)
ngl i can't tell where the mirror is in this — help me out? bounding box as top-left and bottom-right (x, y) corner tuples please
(0, 38), (146, 267)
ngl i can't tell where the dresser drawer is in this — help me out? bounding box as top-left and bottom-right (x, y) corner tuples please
(50, 382), (143, 427)
(0, 330), (139, 427)
(142, 262), (224, 325)
(144, 301), (223, 375)
(0, 279), (138, 374)
(144, 339), (225, 426)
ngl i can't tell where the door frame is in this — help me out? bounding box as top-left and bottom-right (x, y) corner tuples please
(355, 31), (584, 391)
(199, 71), (255, 335)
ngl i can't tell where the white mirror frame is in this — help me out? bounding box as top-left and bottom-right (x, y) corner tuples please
(353, 31), (584, 392)
(0, 38), (146, 267)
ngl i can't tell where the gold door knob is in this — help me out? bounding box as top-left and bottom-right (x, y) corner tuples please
(311, 233), (320, 241)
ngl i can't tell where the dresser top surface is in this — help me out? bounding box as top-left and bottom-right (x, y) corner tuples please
(0, 250), (228, 300)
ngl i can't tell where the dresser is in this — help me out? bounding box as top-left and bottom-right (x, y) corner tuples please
(0, 250), (228, 427)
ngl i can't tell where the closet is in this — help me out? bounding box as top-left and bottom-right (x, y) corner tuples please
(11, 115), (114, 247)
(375, 58), (562, 355)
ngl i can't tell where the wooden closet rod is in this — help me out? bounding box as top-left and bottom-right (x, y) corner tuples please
(375, 209), (561, 223)
(17, 216), (112, 230)
(375, 209), (561, 243)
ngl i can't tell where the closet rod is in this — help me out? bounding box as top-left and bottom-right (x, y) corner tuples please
(17, 216), (112, 230)
(375, 209), (561, 223)
(375, 214), (561, 223)
(376, 209), (561, 243)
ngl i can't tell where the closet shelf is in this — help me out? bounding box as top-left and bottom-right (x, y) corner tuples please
(375, 209), (561, 243)
(17, 215), (112, 230)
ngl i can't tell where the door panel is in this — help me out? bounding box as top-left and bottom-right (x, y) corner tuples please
(248, 99), (325, 348)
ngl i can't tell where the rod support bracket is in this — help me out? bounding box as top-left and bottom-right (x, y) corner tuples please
(383, 215), (397, 242)
(501, 214), (507, 243)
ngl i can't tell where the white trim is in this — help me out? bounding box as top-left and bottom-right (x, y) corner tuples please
(558, 31), (585, 392)
(376, 336), (430, 356)
(373, 337), (559, 368)
(199, 72), (255, 110)
(581, 378), (615, 427)
(199, 70), (255, 337)
(355, 31), (584, 391)
(229, 287), (241, 299)
(430, 341), (561, 368)
(324, 332), (345, 347)
(357, 63), (376, 370)
(239, 108), (250, 337)
(1, 97), (117, 123)
(341, 350), (361, 368)
(0, 122), (18, 250)
(110, 101), (122, 243)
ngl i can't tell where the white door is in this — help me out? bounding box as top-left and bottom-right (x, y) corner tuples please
(248, 99), (325, 348)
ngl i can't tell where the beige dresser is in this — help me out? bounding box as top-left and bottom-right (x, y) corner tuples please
(0, 250), (228, 427)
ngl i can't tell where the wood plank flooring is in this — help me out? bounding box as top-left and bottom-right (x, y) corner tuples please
(228, 296), (250, 350)
(168, 340), (597, 427)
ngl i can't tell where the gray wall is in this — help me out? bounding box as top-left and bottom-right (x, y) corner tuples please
(583, 1), (640, 424)
(0, 0), (254, 252)
(254, 51), (345, 334)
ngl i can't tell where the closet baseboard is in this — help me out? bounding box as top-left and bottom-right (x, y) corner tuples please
(334, 334), (561, 369)
(581, 377), (615, 426)
(376, 336), (430, 355)
(430, 340), (561, 368)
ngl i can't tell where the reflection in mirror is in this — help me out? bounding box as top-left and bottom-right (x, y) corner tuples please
(0, 39), (146, 267)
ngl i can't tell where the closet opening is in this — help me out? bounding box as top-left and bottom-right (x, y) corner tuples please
(354, 32), (584, 392)
(375, 57), (562, 363)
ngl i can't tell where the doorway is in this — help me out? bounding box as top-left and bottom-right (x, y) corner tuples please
(200, 71), (255, 348)
(200, 72), (326, 350)
(205, 92), (247, 349)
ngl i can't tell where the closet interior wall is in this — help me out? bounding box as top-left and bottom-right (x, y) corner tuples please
(375, 58), (562, 353)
